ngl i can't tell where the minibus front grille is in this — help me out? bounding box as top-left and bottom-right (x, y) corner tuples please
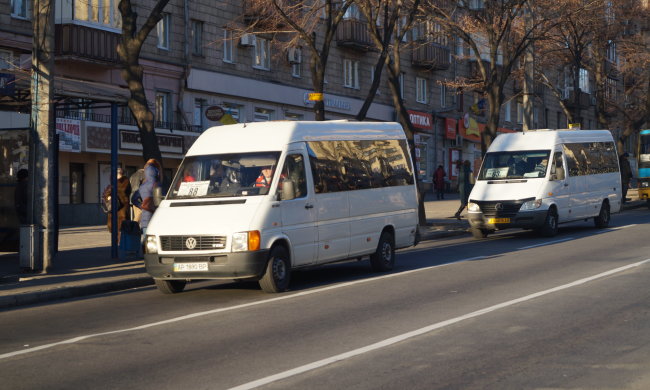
(160, 235), (227, 251)
(475, 199), (532, 218)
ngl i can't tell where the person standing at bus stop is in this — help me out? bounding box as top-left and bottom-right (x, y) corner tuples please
(619, 152), (632, 203)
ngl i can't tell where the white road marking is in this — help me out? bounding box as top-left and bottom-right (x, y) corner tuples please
(228, 259), (650, 390)
(517, 237), (575, 250)
(608, 224), (636, 230)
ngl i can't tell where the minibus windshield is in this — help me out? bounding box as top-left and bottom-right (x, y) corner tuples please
(478, 150), (551, 180)
(168, 152), (281, 199)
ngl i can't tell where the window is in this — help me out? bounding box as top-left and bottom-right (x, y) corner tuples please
(193, 99), (204, 128)
(223, 104), (241, 122)
(343, 3), (360, 19)
(285, 112), (304, 121)
(290, 48), (302, 78)
(307, 140), (414, 193)
(11, 0), (29, 19)
(343, 59), (359, 89)
(0, 50), (14, 70)
(155, 91), (171, 126)
(253, 37), (271, 70)
(579, 68), (590, 93)
(157, 13), (171, 50)
(504, 101), (511, 122)
(223, 30), (234, 63)
(516, 102), (523, 124)
(254, 108), (273, 122)
(416, 77), (428, 104)
(279, 154), (308, 200)
(369, 66), (380, 94)
(605, 77), (617, 101)
(191, 20), (203, 56)
(563, 142), (618, 176)
(74, 0), (120, 29)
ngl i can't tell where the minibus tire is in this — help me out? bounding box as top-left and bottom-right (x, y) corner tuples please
(539, 209), (558, 237)
(259, 246), (291, 293)
(370, 232), (395, 272)
(155, 279), (186, 294)
(594, 201), (610, 228)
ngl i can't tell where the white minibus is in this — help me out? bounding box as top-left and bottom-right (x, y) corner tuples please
(144, 121), (419, 293)
(467, 129), (621, 239)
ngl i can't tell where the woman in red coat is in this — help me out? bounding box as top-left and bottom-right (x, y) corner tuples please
(433, 165), (446, 200)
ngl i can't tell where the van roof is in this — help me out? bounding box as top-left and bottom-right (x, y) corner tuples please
(489, 129), (615, 151)
(187, 121), (407, 156)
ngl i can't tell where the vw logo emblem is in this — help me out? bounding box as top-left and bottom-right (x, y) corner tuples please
(495, 203), (504, 211)
(185, 237), (197, 250)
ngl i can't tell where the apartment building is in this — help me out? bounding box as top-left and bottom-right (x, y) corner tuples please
(0, 0), (604, 228)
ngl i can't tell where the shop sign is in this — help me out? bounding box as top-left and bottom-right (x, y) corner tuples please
(445, 118), (457, 140)
(407, 110), (433, 130)
(308, 93), (324, 101)
(205, 106), (224, 121)
(120, 130), (184, 154)
(303, 92), (351, 110)
(56, 118), (81, 153)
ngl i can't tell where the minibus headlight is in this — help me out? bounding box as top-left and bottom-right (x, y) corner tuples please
(145, 235), (158, 254)
(232, 231), (261, 252)
(521, 199), (543, 210)
(467, 202), (481, 212)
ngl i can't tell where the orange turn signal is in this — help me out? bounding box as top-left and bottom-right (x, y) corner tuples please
(248, 230), (261, 251)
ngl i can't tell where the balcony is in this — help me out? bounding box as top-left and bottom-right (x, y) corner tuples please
(411, 43), (450, 70)
(336, 19), (372, 51)
(55, 24), (121, 64)
(562, 90), (591, 109)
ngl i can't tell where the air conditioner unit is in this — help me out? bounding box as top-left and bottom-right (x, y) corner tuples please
(287, 47), (301, 64)
(240, 34), (255, 46)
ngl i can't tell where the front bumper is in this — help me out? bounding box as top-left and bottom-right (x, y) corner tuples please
(145, 250), (270, 280)
(468, 209), (548, 231)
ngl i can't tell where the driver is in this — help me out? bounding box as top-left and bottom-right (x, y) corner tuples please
(254, 167), (273, 188)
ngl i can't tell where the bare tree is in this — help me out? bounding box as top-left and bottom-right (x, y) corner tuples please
(424, 0), (559, 154)
(241, 0), (353, 121)
(117, 0), (169, 164)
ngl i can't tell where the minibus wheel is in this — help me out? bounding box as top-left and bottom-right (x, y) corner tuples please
(155, 279), (187, 294)
(370, 231), (395, 272)
(594, 201), (610, 228)
(539, 208), (558, 237)
(259, 246), (291, 293)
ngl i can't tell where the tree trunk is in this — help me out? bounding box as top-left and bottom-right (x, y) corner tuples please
(117, 0), (167, 165)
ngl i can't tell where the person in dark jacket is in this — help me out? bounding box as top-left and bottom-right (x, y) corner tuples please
(433, 165), (446, 200)
(619, 152), (633, 203)
(454, 160), (473, 220)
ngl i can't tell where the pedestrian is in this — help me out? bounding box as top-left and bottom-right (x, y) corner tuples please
(137, 159), (162, 235)
(102, 167), (131, 243)
(619, 152), (633, 203)
(14, 169), (29, 225)
(433, 165), (446, 200)
(454, 160), (473, 220)
(129, 169), (144, 223)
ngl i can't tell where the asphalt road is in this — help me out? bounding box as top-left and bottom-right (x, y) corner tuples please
(1, 208), (649, 390)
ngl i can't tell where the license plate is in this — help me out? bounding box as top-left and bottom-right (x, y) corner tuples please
(173, 262), (209, 272)
(488, 218), (510, 224)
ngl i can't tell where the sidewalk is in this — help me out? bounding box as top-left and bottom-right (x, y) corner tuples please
(0, 191), (645, 309)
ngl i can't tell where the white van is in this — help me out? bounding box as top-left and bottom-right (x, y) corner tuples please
(467, 129), (621, 239)
(144, 121), (418, 294)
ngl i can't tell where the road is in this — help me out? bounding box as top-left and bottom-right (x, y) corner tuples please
(1, 208), (649, 390)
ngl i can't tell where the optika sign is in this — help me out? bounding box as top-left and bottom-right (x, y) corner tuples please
(407, 110), (433, 130)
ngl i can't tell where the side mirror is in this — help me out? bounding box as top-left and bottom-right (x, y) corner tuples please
(153, 187), (163, 207)
(280, 179), (295, 201)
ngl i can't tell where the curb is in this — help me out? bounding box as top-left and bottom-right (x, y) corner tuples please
(0, 276), (153, 310)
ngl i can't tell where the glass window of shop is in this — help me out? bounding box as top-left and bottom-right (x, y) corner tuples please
(414, 133), (434, 182)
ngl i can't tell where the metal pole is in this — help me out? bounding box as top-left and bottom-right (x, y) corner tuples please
(522, 4), (534, 132)
(110, 102), (118, 259)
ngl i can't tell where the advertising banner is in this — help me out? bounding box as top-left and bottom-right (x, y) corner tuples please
(56, 118), (81, 153)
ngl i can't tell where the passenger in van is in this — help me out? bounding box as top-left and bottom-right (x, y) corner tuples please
(209, 163), (225, 191)
(534, 159), (548, 177)
(254, 167), (274, 188)
(183, 167), (196, 182)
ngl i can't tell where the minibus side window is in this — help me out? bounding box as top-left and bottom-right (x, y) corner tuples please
(279, 154), (307, 199)
(551, 152), (565, 180)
